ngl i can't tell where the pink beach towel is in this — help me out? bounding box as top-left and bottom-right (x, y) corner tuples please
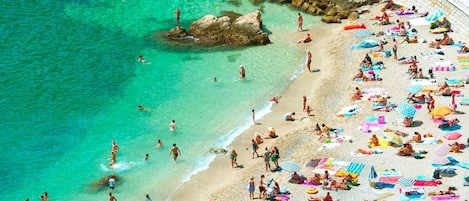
(414, 180), (441, 186)
(431, 195), (460, 200)
(378, 176), (400, 184)
(432, 66), (453, 71)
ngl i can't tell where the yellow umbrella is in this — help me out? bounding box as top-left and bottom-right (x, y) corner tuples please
(430, 106), (453, 117)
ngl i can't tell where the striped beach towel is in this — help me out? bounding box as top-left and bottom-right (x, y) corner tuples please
(431, 194), (460, 200)
(346, 162), (365, 174)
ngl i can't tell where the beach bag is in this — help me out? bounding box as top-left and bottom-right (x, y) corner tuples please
(433, 169), (441, 179)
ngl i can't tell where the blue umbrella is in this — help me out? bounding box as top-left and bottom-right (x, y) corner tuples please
(368, 165), (377, 181)
(397, 102), (417, 117)
(406, 85), (422, 93)
(279, 161), (301, 172)
(354, 29), (372, 38)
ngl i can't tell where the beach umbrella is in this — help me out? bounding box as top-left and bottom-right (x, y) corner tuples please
(279, 161), (301, 172)
(368, 165), (378, 181)
(430, 106), (453, 117)
(432, 156), (451, 166)
(406, 85), (422, 93)
(354, 29), (372, 38)
(444, 132), (462, 140)
(385, 132), (403, 145)
(434, 144), (451, 157)
(305, 159), (321, 168)
(397, 102), (417, 117)
(397, 177), (415, 186)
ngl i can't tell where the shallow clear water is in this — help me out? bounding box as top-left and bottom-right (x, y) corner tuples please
(0, 0), (320, 200)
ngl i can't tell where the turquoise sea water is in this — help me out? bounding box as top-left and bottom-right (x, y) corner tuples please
(0, 0), (320, 200)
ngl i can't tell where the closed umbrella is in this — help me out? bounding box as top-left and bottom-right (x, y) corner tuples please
(397, 102), (417, 117)
(368, 165), (378, 181)
(279, 161), (301, 172)
(434, 144), (451, 157)
(385, 132), (403, 145)
(407, 85), (422, 93)
(444, 132), (462, 140)
(430, 106), (453, 117)
(397, 177), (415, 186)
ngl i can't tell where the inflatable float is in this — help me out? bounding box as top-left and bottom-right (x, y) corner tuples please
(344, 23), (366, 30)
(306, 187), (319, 194)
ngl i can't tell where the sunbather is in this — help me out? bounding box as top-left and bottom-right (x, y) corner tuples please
(384, 128), (409, 136)
(428, 187), (457, 196)
(397, 143), (414, 156)
(450, 142), (462, 153)
(354, 148), (381, 155)
(429, 33), (452, 48)
(407, 132), (422, 143)
(352, 69), (365, 81)
(436, 17), (452, 31)
(351, 87), (362, 101)
(460, 45), (469, 53)
(402, 35), (418, 44)
(368, 134), (380, 148)
(298, 33), (312, 44)
(308, 173), (322, 185)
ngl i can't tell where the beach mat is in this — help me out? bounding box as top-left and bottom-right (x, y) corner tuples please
(346, 162), (365, 174)
(431, 195), (460, 200)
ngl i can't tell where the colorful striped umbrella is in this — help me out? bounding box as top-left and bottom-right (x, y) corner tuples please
(397, 102), (417, 117)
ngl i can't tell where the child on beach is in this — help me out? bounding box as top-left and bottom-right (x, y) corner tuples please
(230, 150), (239, 168)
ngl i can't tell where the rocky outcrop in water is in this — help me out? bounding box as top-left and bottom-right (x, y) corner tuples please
(188, 10), (270, 46)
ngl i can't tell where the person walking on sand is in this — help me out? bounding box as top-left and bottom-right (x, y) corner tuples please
(307, 51), (312, 72)
(297, 13), (303, 32)
(303, 96), (307, 111)
(392, 38), (398, 60)
(170, 143), (181, 161)
(174, 8), (181, 28)
(251, 109), (256, 124)
(109, 192), (117, 201)
(230, 149), (239, 168)
(240, 65), (246, 79)
(264, 147), (271, 171)
(108, 176), (116, 191)
(251, 139), (260, 159)
(169, 120), (176, 132)
(248, 177), (255, 200)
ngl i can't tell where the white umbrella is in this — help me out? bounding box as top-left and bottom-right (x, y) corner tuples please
(434, 144), (451, 157)
(432, 156), (451, 166)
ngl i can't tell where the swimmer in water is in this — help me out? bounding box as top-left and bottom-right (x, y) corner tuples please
(138, 55), (145, 63)
(157, 139), (163, 149)
(137, 105), (150, 111)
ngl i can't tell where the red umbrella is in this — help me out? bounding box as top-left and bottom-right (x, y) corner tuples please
(444, 132), (462, 140)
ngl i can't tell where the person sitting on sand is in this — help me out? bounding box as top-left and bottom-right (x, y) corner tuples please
(450, 142), (462, 153)
(264, 127), (278, 139)
(361, 53), (372, 68)
(269, 96), (281, 104)
(379, 9), (390, 25)
(352, 69), (365, 81)
(460, 45), (469, 53)
(397, 143), (414, 156)
(351, 87), (362, 101)
(436, 17), (452, 31)
(314, 123), (321, 135)
(255, 133), (264, 144)
(430, 33), (452, 48)
(308, 173), (322, 185)
(320, 124), (330, 135)
(436, 82), (452, 96)
(297, 33), (312, 44)
(284, 112), (295, 121)
(354, 148), (381, 155)
(407, 132), (422, 143)
(368, 134), (380, 148)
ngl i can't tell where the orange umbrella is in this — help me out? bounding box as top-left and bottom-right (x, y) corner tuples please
(430, 106), (453, 117)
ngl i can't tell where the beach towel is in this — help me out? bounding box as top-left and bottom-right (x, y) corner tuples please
(445, 79), (464, 85)
(425, 9), (444, 21)
(337, 105), (360, 117)
(371, 181), (395, 189)
(413, 180), (441, 186)
(346, 162), (365, 174)
(378, 176), (400, 184)
(410, 79), (437, 86)
(368, 138), (391, 148)
(408, 17), (432, 26)
(400, 187), (425, 200)
(411, 137), (440, 145)
(352, 40), (379, 50)
(431, 194), (460, 200)
(460, 97), (469, 105)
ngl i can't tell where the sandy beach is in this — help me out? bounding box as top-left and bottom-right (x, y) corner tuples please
(173, 2), (469, 201)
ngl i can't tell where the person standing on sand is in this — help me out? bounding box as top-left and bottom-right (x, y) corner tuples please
(251, 139), (260, 159)
(392, 38), (398, 60)
(259, 175), (267, 199)
(230, 149), (239, 168)
(109, 192), (117, 201)
(174, 8), (181, 28)
(240, 65), (246, 79)
(251, 109), (256, 124)
(297, 13), (303, 32)
(303, 96), (307, 111)
(108, 177), (116, 191)
(170, 143), (181, 161)
(112, 140), (119, 153)
(248, 177), (255, 200)
(263, 147), (271, 171)
(307, 51), (312, 72)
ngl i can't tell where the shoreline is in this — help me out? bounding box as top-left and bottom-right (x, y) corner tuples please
(172, 17), (345, 201)
(173, 1), (469, 201)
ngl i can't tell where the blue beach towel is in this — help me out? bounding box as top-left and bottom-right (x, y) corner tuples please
(346, 162), (365, 174)
(352, 40), (379, 50)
